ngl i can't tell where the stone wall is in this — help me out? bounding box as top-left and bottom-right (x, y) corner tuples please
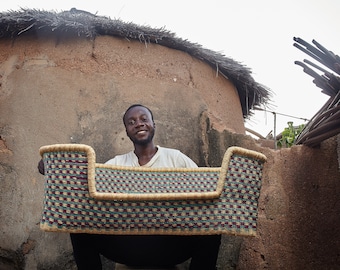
(1, 35), (339, 269)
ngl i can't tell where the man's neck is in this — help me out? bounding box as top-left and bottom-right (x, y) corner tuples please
(134, 143), (158, 166)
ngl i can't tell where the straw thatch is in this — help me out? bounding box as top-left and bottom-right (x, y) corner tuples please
(0, 8), (272, 117)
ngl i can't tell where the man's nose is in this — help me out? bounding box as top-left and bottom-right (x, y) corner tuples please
(135, 120), (145, 127)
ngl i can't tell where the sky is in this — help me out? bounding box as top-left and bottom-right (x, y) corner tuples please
(1, 0), (339, 138)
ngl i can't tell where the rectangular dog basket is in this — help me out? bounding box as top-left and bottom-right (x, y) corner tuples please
(39, 144), (266, 236)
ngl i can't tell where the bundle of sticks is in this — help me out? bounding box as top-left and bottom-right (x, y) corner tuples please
(293, 37), (340, 147)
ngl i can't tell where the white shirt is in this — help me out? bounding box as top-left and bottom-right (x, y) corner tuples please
(105, 146), (197, 168)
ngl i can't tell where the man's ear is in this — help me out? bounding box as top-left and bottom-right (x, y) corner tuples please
(153, 121), (156, 128)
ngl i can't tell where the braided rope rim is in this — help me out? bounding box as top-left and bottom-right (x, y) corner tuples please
(39, 144), (267, 201)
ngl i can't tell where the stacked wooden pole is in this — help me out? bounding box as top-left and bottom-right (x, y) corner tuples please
(293, 37), (340, 147)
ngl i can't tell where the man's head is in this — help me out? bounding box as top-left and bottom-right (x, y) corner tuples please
(123, 104), (155, 146)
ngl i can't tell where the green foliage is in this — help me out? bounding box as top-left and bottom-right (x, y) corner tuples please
(277, 122), (305, 148)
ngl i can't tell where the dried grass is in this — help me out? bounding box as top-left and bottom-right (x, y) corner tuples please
(0, 8), (272, 116)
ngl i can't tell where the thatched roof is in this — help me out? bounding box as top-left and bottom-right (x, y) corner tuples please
(0, 8), (271, 117)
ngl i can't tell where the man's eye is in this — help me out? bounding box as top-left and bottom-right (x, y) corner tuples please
(128, 120), (135, 125)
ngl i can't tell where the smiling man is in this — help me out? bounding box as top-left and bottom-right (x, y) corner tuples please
(68, 104), (221, 270)
(105, 104), (197, 168)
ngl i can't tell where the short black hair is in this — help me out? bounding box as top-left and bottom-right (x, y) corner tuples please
(123, 104), (154, 124)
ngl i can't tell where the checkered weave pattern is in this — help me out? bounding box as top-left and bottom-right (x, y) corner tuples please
(39, 144), (266, 236)
(95, 169), (219, 194)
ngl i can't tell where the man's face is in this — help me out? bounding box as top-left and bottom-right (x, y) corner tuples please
(123, 106), (155, 145)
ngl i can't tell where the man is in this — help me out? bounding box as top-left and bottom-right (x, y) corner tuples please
(105, 104), (198, 168)
(39, 104), (221, 270)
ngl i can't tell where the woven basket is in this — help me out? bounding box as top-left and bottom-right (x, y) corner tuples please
(39, 144), (266, 236)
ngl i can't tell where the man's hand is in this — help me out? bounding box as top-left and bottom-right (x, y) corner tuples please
(38, 159), (45, 175)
